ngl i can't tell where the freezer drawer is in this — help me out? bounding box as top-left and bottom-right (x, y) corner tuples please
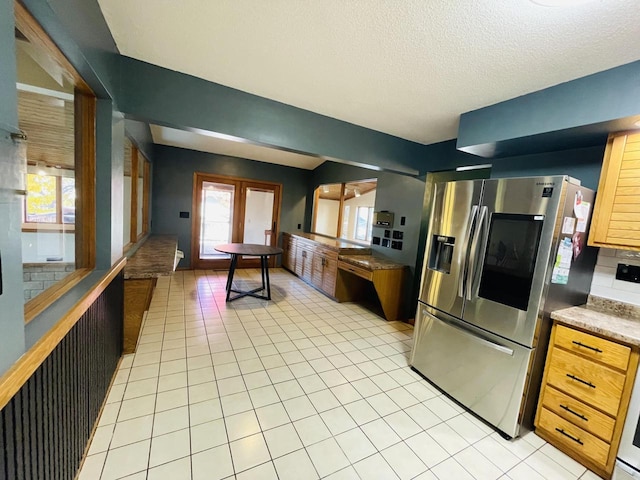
(411, 304), (533, 438)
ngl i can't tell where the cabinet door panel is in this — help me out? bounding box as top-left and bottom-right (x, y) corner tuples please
(590, 133), (640, 250)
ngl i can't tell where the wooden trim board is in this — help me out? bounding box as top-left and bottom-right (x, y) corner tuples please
(0, 257), (126, 411)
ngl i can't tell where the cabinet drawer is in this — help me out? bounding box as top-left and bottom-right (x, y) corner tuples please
(538, 408), (610, 468)
(541, 385), (615, 442)
(555, 324), (631, 371)
(338, 260), (373, 281)
(547, 347), (625, 416)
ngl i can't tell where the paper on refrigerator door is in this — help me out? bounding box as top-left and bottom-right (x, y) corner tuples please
(551, 237), (573, 285)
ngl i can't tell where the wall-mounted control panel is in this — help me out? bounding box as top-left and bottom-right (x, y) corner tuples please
(374, 211), (394, 227)
(373, 230), (404, 250)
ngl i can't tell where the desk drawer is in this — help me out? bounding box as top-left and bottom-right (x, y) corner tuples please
(541, 385), (615, 442)
(547, 347), (625, 416)
(555, 324), (630, 371)
(538, 408), (610, 468)
(338, 260), (373, 281)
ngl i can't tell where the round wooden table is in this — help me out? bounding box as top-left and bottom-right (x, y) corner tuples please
(214, 243), (283, 301)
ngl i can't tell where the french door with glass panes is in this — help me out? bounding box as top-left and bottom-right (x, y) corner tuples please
(191, 173), (281, 270)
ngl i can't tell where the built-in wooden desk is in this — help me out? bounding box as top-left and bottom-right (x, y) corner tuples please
(337, 254), (408, 322)
(282, 232), (408, 321)
(123, 235), (179, 353)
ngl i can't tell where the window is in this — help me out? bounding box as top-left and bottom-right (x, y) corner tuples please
(192, 173), (282, 270)
(355, 206), (374, 241)
(312, 179), (377, 244)
(23, 173), (75, 226)
(16, 2), (96, 320)
(123, 138), (150, 251)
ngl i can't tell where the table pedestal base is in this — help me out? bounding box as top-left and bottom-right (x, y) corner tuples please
(225, 254), (272, 302)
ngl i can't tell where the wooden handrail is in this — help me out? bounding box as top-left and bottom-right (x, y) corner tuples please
(0, 257), (127, 411)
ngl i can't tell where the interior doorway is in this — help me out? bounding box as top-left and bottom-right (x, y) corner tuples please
(191, 173), (282, 270)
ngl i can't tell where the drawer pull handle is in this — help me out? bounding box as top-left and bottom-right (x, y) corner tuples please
(555, 428), (584, 445)
(566, 373), (596, 388)
(572, 340), (603, 353)
(559, 404), (588, 421)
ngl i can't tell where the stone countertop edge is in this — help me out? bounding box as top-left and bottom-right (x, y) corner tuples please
(124, 234), (178, 280)
(551, 297), (640, 347)
(288, 232), (371, 253)
(338, 254), (408, 270)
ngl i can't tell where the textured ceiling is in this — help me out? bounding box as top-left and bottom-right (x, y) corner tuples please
(99, 0), (640, 146)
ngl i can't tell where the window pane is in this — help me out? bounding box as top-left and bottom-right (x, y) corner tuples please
(243, 187), (275, 245)
(200, 182), (235, 258)
(25, 174), (57, 223)
(355, 206), (369, 241)
(17, 24), (78, 305)
(61, 177), (75, 224)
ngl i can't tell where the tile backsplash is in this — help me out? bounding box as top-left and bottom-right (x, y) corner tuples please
(590, 248), (640, 306)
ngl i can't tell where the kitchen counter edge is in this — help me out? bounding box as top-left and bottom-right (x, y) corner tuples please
(551, 297), (640, 347)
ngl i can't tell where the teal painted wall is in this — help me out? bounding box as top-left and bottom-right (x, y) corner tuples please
(0, 0), (17, 132)
(151, 145), (310, 267)
(0, 0), (26, 374)
(117, 57), (428, 176)
(458, 61), (640, 157)
(490, 145), (605, 190)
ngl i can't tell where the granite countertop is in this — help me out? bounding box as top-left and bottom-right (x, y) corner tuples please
(124, 235), (179, 280)
(339, 254), (408, 271)
(289, 232), (371, 255)
(551, 296), (640, 347)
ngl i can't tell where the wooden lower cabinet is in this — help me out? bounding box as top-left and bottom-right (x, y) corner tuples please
(535, 322), (639, 479)
(311, 248), (337, 297)
(283, 233), (341, 298)
(282, 233), (296, 271)
(280, 232), (407, 321)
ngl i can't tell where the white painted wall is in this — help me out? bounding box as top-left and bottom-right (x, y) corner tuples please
(341, 190), (376, 242)
(22, 231), (75, 263)
(315, 198), (339, 237)
(590, 248), (640, 306)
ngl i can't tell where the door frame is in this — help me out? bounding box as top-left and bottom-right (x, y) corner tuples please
(190, 172), (282, 270)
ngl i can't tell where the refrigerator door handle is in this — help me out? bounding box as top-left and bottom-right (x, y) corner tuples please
(435, 313), (514, 356)
(467, 205), (488, 301)
(458, 205), (478, 299)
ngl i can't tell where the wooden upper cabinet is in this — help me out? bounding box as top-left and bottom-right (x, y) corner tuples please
(589, 132), (640, 251)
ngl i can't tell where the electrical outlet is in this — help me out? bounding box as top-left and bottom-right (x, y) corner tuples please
(616, 264), (640, 283)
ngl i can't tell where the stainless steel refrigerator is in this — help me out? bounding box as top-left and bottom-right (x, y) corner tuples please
(411, 175), (598, 438)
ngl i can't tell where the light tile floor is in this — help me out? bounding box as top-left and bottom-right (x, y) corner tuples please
(79, 268), (602, 480)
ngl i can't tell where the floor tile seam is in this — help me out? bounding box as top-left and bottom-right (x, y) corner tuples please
(518, 443), (579, 478)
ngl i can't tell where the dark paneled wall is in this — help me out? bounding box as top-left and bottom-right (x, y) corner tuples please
(0, 272), (123, 480)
